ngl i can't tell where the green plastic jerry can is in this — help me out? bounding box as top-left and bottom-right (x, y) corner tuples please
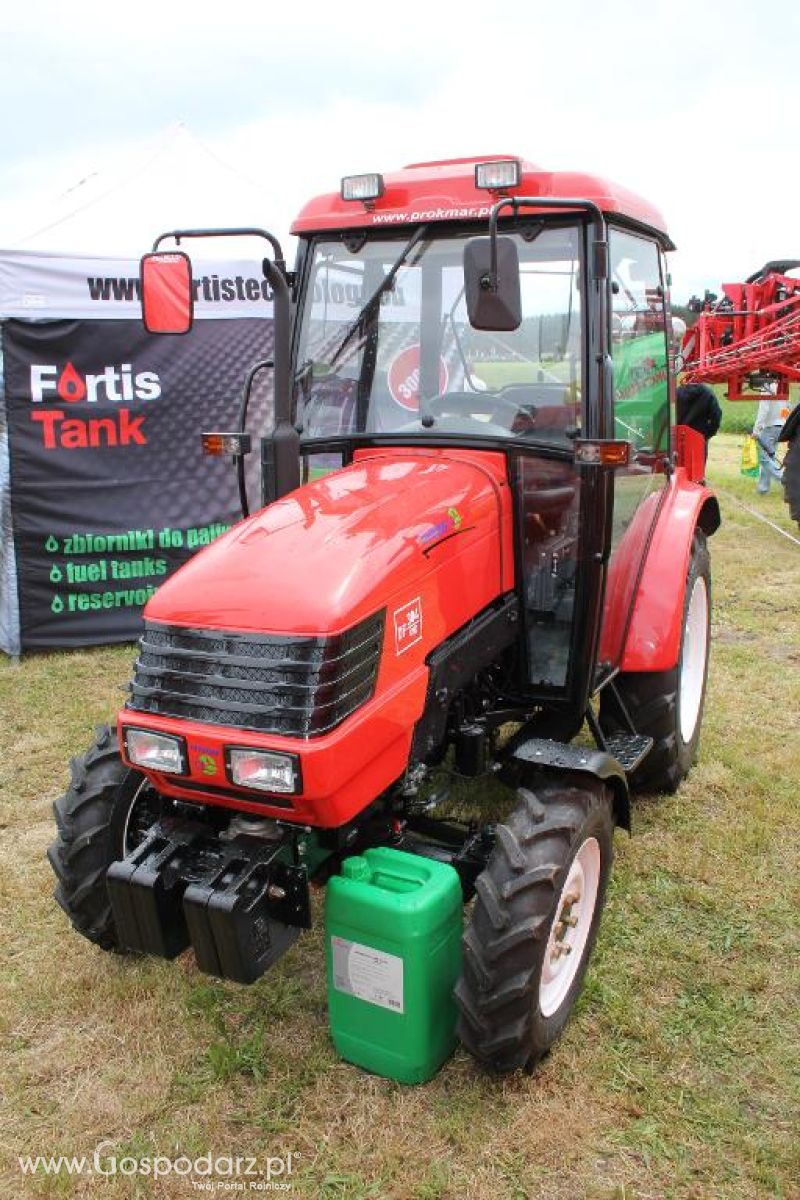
(325, 847), (463, 1084)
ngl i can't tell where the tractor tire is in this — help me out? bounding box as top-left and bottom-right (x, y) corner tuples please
(47, 725), (164, 951)
(783, 432), (800, 527)
(600, 530), (711, 793)
(455, 778), (614, 1072)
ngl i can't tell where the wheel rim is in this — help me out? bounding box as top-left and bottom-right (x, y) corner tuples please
(679, 575), (709, 745)
(539, 836), (601, 1018)
(121, 779), (164, 856)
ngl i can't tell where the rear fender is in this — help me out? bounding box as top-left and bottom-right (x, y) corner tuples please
(674, 424), (706, 482)
(620, 469), (719, 673)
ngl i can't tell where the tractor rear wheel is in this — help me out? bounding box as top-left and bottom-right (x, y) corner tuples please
(455, 777), (614, 1072)
(48, 725), (164, 951)
(600, 530), (711, 793)
(783, 432), (800, 527)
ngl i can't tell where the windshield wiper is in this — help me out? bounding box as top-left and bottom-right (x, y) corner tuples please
(328, 224), (429, 371)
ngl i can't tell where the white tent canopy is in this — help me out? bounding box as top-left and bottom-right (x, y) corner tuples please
(2, 123), (281, 259)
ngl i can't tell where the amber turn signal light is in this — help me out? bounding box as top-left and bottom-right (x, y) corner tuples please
(573, 439), (631, 467)
(201, 432), (252, 457)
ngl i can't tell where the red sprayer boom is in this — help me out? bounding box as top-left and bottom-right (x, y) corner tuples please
(681, 260), (800, 400)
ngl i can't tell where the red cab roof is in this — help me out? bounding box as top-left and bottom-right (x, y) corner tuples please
(291, 155), (672, 246)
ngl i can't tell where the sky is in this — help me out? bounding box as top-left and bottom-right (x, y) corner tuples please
(1, 0), (798, 302)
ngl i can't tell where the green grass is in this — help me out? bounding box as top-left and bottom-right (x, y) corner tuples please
(715, 382), (797, 435)
(0, 434), (798, 1198)
(717, 386), (759, 435)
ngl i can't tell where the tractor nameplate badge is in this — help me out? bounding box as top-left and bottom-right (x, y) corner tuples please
(393, 597), (423, 655)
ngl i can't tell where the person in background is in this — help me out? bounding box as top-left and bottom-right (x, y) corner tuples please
(753, 397), (792, 494)
(676, 381), (723, 463)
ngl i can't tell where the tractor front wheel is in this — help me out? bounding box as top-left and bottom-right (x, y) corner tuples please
(48, 725), (164, 951)
(600, 530), (711, 793)
(455, 777), (614, 1072)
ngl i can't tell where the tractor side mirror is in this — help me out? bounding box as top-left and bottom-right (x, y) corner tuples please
(140, 251), (194, 334)
(464, 236), (522, 331)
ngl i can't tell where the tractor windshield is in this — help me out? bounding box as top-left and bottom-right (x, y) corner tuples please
(293, 224), (583, 445)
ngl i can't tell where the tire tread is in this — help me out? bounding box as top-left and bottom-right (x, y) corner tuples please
(783, 434), (800, 525)
(600, 532), (710, 793)
(455, 778), (613, 1072)
(47, 725), (143, 952)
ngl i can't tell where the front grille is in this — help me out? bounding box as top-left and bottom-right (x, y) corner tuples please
(126, 612), (385, 737)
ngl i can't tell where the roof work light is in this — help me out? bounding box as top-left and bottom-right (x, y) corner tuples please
(341, 174), (385, 202)
(475, 160), (521, 190)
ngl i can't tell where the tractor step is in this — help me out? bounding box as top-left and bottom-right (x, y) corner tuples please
(603, 732), (653, 774)
(107, 817), (310, 983)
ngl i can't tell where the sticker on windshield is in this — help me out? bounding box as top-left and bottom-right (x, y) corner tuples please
(387, 344), (448, 412)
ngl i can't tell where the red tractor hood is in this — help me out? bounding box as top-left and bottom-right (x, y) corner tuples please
(145, 448), (511, 636)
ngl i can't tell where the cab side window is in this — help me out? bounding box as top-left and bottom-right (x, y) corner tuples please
(599, 230), (670, 671)
(610, 231), (669, 455)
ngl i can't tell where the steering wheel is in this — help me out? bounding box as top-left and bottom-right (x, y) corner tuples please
(395, 413), (514, 437)
(426, 388), (536, 429)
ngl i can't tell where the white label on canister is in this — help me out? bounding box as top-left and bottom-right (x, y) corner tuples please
(331, 936), (404, 1014)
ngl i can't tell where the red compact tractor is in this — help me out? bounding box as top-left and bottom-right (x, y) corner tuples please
(49, 157), (720, 1072)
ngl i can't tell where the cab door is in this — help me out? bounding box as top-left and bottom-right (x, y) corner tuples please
(599, 228), (671, 672)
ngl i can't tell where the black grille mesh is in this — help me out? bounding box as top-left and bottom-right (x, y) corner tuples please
(126, 612), (385, 737)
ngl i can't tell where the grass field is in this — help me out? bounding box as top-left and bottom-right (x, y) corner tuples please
(715, 382), (797, 435)
(1, 434), (798, 1199)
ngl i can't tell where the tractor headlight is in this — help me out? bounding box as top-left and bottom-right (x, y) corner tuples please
(226, 748), (301, 794)
(124, 728), (187, 774)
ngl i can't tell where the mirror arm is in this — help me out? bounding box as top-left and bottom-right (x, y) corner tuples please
(237, 359), (274, 436)
(486, 196), (607, 289)
(152, 228), (287, 275)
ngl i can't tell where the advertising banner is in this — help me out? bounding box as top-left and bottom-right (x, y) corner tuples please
(0, 251), (274, 652)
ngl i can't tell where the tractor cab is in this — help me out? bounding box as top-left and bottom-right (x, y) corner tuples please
(140, 157), (681, 722)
